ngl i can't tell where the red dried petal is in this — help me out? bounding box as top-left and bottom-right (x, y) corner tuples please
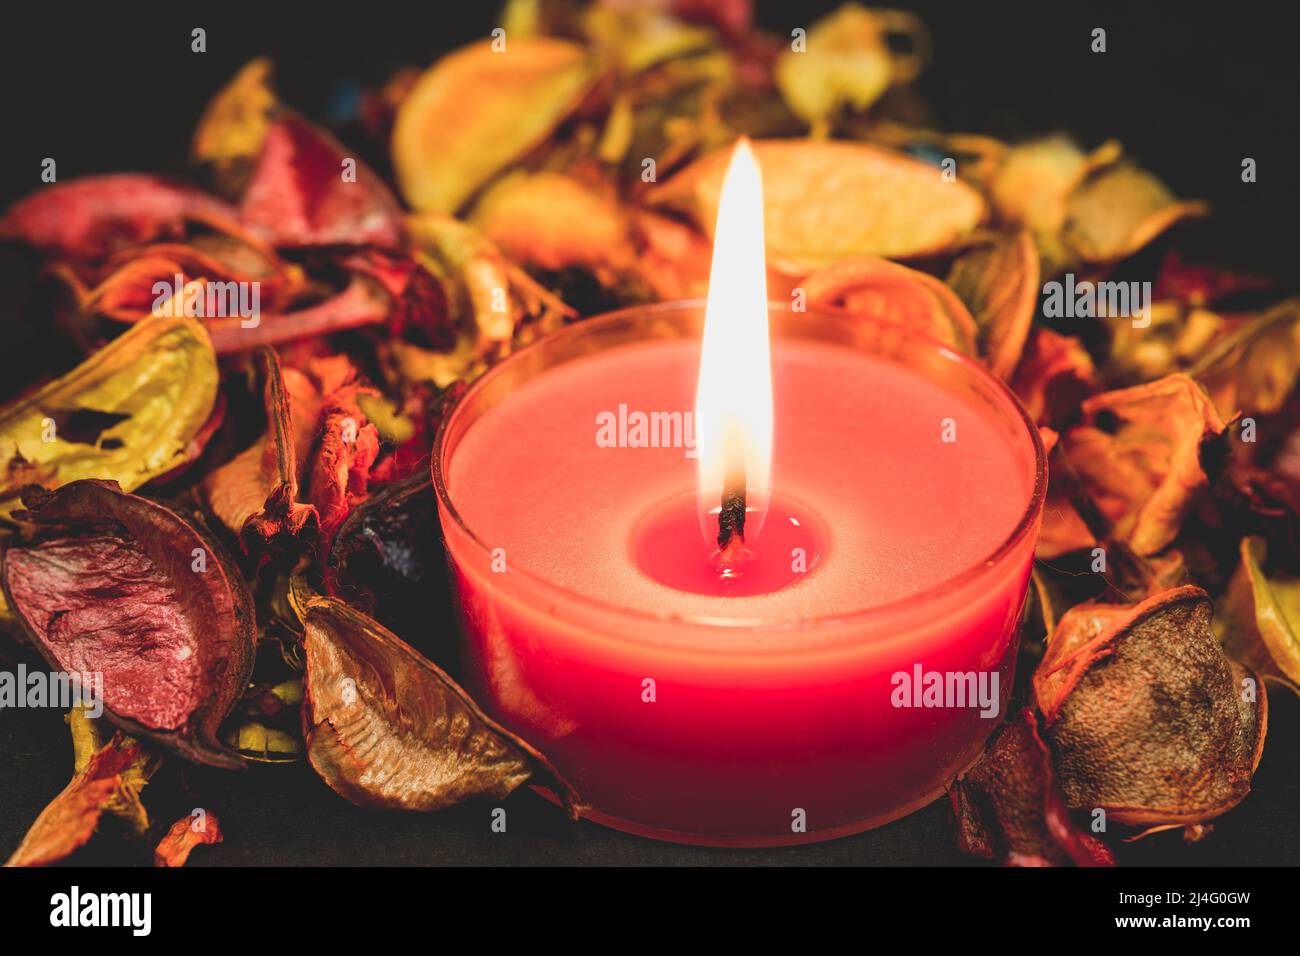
(0, 174), (243, 261)
(153, 812), (223, 867)
(240, 114), (405, 248)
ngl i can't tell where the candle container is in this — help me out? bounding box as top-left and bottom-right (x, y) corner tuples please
(433, 301), (1045, 847)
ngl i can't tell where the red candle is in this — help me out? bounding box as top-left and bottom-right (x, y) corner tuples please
(433, 142), (1044, 845)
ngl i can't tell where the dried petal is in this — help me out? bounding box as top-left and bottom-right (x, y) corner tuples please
(1221, 537), (1300, 690)
(800, 255), (977, 353)
(5, 733), (151, 867)
(202, 348), (318, 552)
(653, 139), (985, 269)
(392, 38), (598, 214)
(946, 230), (1039, 380)
(1034, 587), (1267, 828)
(0, 175), (246, 262)
(153, 812), (223, 867)
(301, 596), (581, 814)
(951, 708), (1116, 866)
(2, 480), (256, 767)
(191, 57), (277, 197)
(774, 5), (923, 129)
(241, 114), (405, 248)
(1191, 298), (1300, 418)
(471, 172), (635, 275)
(1011, 327), (1096, 428)
(0, 314), (219, 519)
(1061, 374), (1226, 556)
(1062, 162), (1208, 265)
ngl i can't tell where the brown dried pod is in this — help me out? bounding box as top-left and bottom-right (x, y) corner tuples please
(301, 596), (582, 816)
(951, 708), (1116, 866)
(2, 480), (256, 768)
(1034, 587), (1267, 831)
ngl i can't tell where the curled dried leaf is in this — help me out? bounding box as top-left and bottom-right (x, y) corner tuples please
(1062, 162), (1208, 265)
(1034, 587), (1267, 829)
(2, 480), (256, 767)
(1011, 327), (1096, 429)
(392, 38), (598, 214)
(0, 314), (218, 520)
(0, 174), (244, 262)
(800, 255), (977, 353)
(301, 596), (581, 816)
(946, 230), (1039, 380)
(1061, 374), (1226, 556)
(153, 812), (223, 867)
(202, 347), (318, 553)
(1190, 298), (1300, 418)
(1220, 536), (1300, 691)
(951, 708), (1116, 866)
(653, 138), (985, 269)
(5, 733), (153, 867)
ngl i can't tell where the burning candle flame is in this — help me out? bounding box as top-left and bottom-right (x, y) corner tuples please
(694, 137), (772, 556)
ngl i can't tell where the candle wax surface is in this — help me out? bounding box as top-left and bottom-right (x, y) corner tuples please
(447, 338), (1032, 629)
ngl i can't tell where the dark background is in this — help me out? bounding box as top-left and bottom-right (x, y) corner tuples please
(0, 1), (1297, 865)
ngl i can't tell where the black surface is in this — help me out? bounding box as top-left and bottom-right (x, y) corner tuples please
(1, 1), (1298, 866)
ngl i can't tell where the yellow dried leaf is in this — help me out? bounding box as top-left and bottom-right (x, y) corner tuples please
(471, 171), (633, 273)
(392, 38), (598, 214)
(774, 4), (927, 129)
(190, 57), (277, 197)
(0, 315), (218, 520)
(1221, 537), (1300, 690)
(1062, 162), (1208, 264)
(652, 138), (984, 270)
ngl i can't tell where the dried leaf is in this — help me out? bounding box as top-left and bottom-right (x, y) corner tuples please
(774, 4), (926, 130)
(1034, 587), (1266, 828)
(301, 596), (581, 815)
(471, 172), (634, 275)
(5, 733), (151, 867)
(1221, 537), (1300, 690)
(0, 174), (244, 262)
(653, 138), (985, 269)
(205, 277), (393, 354)
(202, 348), (318, 552)
(800, 255), (977, 353)
(1061, 374), (1226, 556)
(1191, 298), (1300, 418)
(0, 314), (218, 519)
(241, 114), (405, 248)
(153, 812), (222, 867)
(951, 708), (1116, 866)
(191, 57), (278, 197)
(1062, 162), (1208, 265)
(2, 480), (256, 767)
(1011, 327), (1096, 429)
(392, 38), (598, 214)
(946, 230), (1039, 380)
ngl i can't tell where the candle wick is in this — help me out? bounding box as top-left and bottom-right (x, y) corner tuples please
(716, 422), (747, 559)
